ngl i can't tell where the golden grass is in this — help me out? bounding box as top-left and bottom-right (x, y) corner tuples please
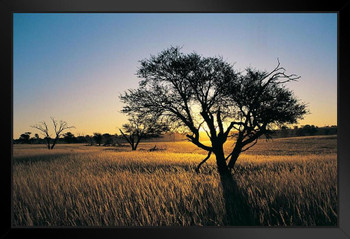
(12, 135), (337, 226)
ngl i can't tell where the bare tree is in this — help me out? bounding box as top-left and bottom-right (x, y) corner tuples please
(120, 47), (307, 224)
(31, 121), (51, 149)
(31, 117), (75, 149)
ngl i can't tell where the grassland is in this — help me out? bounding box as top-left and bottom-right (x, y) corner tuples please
(12, 135), (337, 227)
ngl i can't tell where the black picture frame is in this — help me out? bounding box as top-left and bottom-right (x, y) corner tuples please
(2, 0), (349, 238)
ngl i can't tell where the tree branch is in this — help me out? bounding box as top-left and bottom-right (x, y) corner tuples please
(195, 151), (212, 173)
(241, 138), (259, 152)
(217, 108), (224, 136)
(119, 129), (132, 146)
(186, 134), (212, 151)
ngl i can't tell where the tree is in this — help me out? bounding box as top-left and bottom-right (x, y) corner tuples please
(303, 124), (317, 136)
(102, 133), (112, 146)
(63, 132), (76, 144)
(93, 133), (103, 146)
(120, 47), (307, 224)
(31, 117), (75, 149)
(19, 132), (31, 144)
(119, 115), (169, 150)
(279, 125), (290, 138)
(76, 135), (87, 143)
(85, 135), (94, 146)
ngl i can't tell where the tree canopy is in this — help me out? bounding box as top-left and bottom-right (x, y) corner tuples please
(118, 115), (169, 150)
(120, 47), (307, 170)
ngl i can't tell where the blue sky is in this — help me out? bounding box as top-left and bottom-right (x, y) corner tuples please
(13, 13), (337, 138)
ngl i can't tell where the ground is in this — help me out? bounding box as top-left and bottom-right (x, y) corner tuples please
(12, 135), (337, 226)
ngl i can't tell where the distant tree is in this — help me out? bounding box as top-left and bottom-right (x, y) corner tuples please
(280, 125), (290, 138)
(76, 135), (87, 143)
(102, 133), (113, 146)
(19, 132), (31, 144)
(93, 133), (103, 146)
(119, 115), (169, 150)
(113, 133), (123, 146)
(31, 133), (41, 144)
(120, 47), (307, 224)
(32, 121), (51, 149)
(31, 117), (75, 149)
(29, 137), (36, 144)
(323, 127), (330, 135)
(303, 124), (317, 136)
(296, 124), (317, 136)
(63, 132), (76, 144)
(85, 135), (94, 146)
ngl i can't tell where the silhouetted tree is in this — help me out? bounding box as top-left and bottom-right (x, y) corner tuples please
(31, 121), (51, 149)
(76, 135), (87, 143)
(85, 135), (94, 146)
(102, 133), (112, 146)
(119, 115), (169, 150)
(279, 125), (290, 138)
(93, 133), (103, 146)
(112, 133), (124, 147)
(120, 47), (307, 224)
(324, 127), (330, 135)
(303, 124), (317, 136)
(19, 132), (31, 144)
(296, 125), (317, 136)
(31, 117), (75, 149)
(31, 133), (41, 144)
(63, 132), (76, 143)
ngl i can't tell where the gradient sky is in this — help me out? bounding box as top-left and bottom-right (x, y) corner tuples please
(13, 13), (337, 139)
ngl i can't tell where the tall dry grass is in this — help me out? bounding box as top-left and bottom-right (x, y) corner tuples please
(12, 135), (337, 226)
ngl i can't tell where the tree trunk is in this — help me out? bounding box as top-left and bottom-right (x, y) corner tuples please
(45, 137), (51, 149)
(130, 136), (136, 150)
(214, 145), (252, 225)
(50, 141), (56, 149)
(50, 136), (59, 149)
(227, 146), (242, 169)
(134, 136), (142, 151)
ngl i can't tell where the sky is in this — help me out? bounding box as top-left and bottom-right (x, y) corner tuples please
(13, 13), (337, 139)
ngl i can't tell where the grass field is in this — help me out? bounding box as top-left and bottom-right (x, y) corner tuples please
(12, 135), (337, 227)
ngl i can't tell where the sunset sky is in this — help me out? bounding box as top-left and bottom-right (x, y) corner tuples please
(13, 13), (337, 139)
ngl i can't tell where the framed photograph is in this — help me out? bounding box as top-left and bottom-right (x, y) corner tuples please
(2, 0), (350, 238)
